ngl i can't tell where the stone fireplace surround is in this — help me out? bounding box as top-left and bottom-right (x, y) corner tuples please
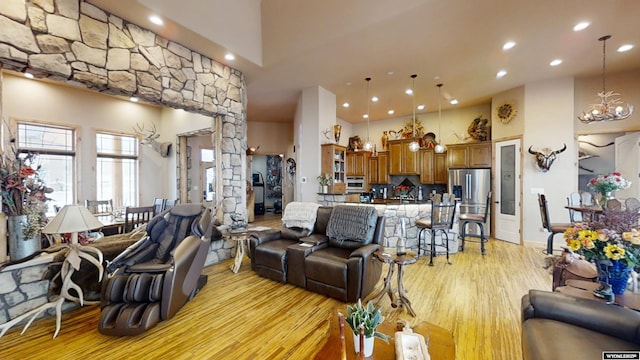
(0, 0), (245, 326)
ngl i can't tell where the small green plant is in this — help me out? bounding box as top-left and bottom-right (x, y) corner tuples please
(345, 299), (389, 343)
(316, 173), (333, 186)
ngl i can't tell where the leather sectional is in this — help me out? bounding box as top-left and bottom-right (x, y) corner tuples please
(249, 204), (385, 303)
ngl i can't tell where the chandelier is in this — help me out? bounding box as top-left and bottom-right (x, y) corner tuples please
(408, 74), (420, 152)
(578, 35), (633, 124)
(434, 83), (446, 153)
(363, 77), (372, 151)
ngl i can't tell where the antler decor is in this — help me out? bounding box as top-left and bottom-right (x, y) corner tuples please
(134, 123), (173, 157)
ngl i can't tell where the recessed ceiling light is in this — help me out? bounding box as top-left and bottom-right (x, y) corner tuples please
(388, 110), (395, 115)
(149, 15), (164, 26)
(363, 114), (369, 119)
(502, 41), (516, 50)
(549, 59), (563, 66)
(346, 82), (352, 86)
(387, 71), (394, 76)
(618, 44), (634, 52)
(130, 97), (139, 102)
(343, 102), (350, 108)
(224, 53), (235, 61)
(450, 99), (459, 105)
(417, 104), (425, 110)
(405, 89), (413, 95)
(573, 21), (590, 32)
(496, 70), (508, 79)
(371, 96), (379, 102)
(24, 72), (34, 79)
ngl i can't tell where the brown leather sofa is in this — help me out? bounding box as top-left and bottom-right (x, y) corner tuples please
(249, 204), (384, 302)
(521, 289), (640, 360)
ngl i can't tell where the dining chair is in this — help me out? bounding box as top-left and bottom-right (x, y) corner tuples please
(459, 192), (491, 255)
(153, 197), (166, 215)
(85, 199), (113, 215)
(163, 199), (177, 211)
(124, 205), (156, 233)
(416, 199), (458, 266)
(625, 197), (640, 213)
(566, 192), (583, 223)
(537, 193), (572, 255)
(605, 198), (622, 212)
(580, 191), (593, 207)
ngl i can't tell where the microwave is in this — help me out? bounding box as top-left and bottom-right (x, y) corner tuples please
(346, 176), (366, 193)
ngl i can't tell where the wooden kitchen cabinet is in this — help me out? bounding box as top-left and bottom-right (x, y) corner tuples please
(368, 151), (390, 185)
(447, 142), (492, 168)
(389, 139), (418, 175)
(346, 151), (369, 176)
(419, 149), (448, 184)
(321, 144), (346, 193)
(434, 152), (447, 184)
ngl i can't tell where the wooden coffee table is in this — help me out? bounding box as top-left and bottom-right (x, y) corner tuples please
(314, 308), (455, 359)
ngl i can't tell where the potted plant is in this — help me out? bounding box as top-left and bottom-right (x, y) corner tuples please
(316, 173), (333, 193)
(345, 299), (389, 357)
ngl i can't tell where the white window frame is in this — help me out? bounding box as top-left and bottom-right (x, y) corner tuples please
(95, 131), (139, 208)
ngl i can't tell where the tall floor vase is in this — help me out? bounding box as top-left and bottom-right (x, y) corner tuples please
(7, 215), (41, 261)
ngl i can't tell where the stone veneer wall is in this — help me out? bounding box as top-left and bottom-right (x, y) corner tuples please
(0, 0), (246, 324)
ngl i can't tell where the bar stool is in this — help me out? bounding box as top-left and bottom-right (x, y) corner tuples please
(416, 200), (457, 266)
(459, 192), (491, 255)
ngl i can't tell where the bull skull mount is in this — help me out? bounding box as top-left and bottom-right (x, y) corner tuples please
(528, 144), (566, 172)
(134, 123), (172, 158)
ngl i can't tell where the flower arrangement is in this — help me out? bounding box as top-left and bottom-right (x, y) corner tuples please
(0, 148), (53, 238)
(587, 171), (632, 195)
(563, 209), (640, 268)
(395, 185), (411, 196)
(316, 173), (334, 186)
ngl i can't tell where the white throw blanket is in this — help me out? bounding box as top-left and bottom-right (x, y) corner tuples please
(281, 202), (321, 231)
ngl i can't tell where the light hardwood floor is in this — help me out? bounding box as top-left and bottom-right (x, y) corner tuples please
(0, 214), (551, 360)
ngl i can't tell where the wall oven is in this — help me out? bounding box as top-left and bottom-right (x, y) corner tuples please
(346, 176), (366, 193)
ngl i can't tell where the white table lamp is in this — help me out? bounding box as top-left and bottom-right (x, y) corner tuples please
(42, 205), (105, 245)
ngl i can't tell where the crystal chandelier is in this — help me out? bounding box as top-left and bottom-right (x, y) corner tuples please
(363, 77), (372, 151)
(578, 35), (633, 124)
(408, 74), (420, 152)
(434, 83), (446, 154)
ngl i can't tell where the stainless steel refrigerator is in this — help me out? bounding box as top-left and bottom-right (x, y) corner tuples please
(448, 168), (491, 236)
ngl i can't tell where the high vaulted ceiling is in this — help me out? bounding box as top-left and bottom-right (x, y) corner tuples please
(87, 0), (640, 124)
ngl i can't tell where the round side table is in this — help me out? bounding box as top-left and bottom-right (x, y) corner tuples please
(228, 229), (250, 273)
(370, 248), (417, 317)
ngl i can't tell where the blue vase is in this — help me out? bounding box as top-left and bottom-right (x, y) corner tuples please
(596, 260), (631, 295)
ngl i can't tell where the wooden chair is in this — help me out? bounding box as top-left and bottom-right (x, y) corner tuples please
(606, 198), (622, 212)
(85, 199), (113, 215)
(124, 205), (156, 233)
(537, 194), (572, 255)
(153, 198), (166, 215)
(416, 200), (458, 266)
(459, 192), (491, 255)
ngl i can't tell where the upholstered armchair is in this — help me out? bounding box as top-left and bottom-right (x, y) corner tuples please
(98, 204), (209, 336)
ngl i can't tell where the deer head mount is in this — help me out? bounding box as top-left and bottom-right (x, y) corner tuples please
(134, 123), (172, 158)
(528, 144), (566, 172)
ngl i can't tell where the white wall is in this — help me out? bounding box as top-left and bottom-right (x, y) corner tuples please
(523, 77), (576, 247)
(350, 103), (492, 151)
(2, 73), (164, 206)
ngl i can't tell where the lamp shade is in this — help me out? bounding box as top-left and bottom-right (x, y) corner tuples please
(42, 205), (105, 234)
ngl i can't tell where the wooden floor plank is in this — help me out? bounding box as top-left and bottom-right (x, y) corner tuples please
(0, 214), (551, 359)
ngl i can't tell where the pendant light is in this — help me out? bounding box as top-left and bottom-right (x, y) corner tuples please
(363, 77), (372, 151)
(408, 74), (420, 152)
(434, 83), (446, 154)
(578, 35), (633, 123)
